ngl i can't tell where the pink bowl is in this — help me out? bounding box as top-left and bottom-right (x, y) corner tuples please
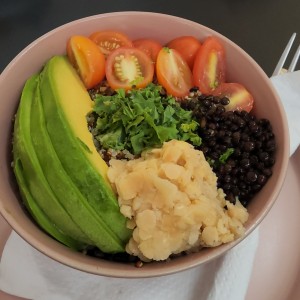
(0, 11), (289, 278)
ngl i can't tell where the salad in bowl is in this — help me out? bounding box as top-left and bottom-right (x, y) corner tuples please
(0, 12), (289, 277)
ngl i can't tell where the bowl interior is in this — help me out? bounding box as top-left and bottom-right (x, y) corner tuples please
(0, 11), (289, 278)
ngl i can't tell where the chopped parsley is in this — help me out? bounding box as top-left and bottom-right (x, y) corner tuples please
(219, 148), (234, 164)
(90, 83), (201, 155)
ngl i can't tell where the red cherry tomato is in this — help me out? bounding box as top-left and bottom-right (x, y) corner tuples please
(156, 47), (193, 98)
(66, 35), (106, 89)
(212, 82), (254, 112)
(105, 47), (154, 91)
(89, 31), (133, 56)
(193, 36), (226, 94)
(133, 38), (162, 63)
(167, 36), (201, 69)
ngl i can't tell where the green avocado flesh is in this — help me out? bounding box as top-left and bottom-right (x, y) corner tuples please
(14, 158), (84, 250)
(13, 75), (89, 249)
(13, 57), (132, 253)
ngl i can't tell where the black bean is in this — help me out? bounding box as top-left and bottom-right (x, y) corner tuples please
(263, 168), (273, 177)
(216, 105), (226, 114)
(179, 94), (276, 207)
(223, 136), (232, 145)
(224, 164), (232, 173)
(242, 152), (250, 159)
(259, 152), (269, 162)
(265, 139), (276, 151)
(203, 99), (212, 108)
(250, 155), (258, 164)
(227, 159), (236, 167)
(241, 133), (250, 141)
(206, 129), (215, 136)
(231, 168), (239, 175)
(266, 157), (275, 167)
(243, 141), (255, 152)
(232, 186), (240, 195)
(217, 130), (226, 138)
(208, 139), (217, 147)
(257, 174), (267, 185)
(252, 184), (262, 192)
(227, 193), (236, 204)
(237, 167), (246, 174)
(255, 141), (263, 149)
(246, 171), (258, 183)
(233, 148), (241, 158)
(208, 123), (217, 130)
(223, 175), (231, 183)
(213, 97), (221, 104)
(221, 97), (230, 105)
(240, 158), (251, 169)
(223, 183), (232, 191)
(210, 151), (219, 160)
(232, 131), (241, 143)
(234, 117), (246, 128)
(218, 144), (227, 152)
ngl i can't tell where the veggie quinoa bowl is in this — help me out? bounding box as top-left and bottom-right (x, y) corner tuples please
(0, 11), (289, 277)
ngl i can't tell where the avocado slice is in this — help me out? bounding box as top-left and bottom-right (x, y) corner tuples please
(38, 56), (131, 248)
(13, 75), (90, 247)
(14, 158), (84, 250)
(31, 78), (127, 253)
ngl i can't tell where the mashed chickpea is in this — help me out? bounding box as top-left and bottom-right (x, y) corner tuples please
(107, 140), (248, 261)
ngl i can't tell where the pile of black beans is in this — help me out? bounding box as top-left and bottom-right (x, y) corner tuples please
(181, 88), (276, 206)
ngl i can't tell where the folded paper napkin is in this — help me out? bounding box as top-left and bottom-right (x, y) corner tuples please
(0, 71), (299, 300)
(271, 70), (300, 156)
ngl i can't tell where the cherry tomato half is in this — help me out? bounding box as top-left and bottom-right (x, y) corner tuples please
(212, 82), (254, 112)
(89, 31), (133, 57)
(105, 47), (154, 91)
(167, 36), (201, 69)
(193, 36), (226, 95)
(133, 38), (162, 63)
(66, 35), (106, 89)
(156, 47), (193, 98)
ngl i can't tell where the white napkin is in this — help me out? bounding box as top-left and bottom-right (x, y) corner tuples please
(0, 230), (259, 300)
(271, 70), (300, 156)
(1, 71), (299, 300)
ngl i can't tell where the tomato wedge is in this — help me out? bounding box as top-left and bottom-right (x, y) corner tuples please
(156, 47), (193, 98)
(167, 36), (201, 69)
(212, 82), (254, 112)
(66, 35), (106, 89)
(133, 38), (162, 63)
(105, 47), (154, 91)
(89, 31), (133, 57)
(193, 36), (226, 95)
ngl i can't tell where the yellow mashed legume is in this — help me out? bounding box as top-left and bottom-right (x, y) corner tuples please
(107, 140), (249, 261)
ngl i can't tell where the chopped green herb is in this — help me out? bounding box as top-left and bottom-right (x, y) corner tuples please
(91, 83), (201, 155)
(219, 148), (234, 164)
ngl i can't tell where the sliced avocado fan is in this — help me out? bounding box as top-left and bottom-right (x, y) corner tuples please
(13, 57), (132, 254)
(13, 75), (89, 250)
(14, 158), (84, 250)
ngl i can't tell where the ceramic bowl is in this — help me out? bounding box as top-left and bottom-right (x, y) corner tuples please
(0, 11), (289, 278)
